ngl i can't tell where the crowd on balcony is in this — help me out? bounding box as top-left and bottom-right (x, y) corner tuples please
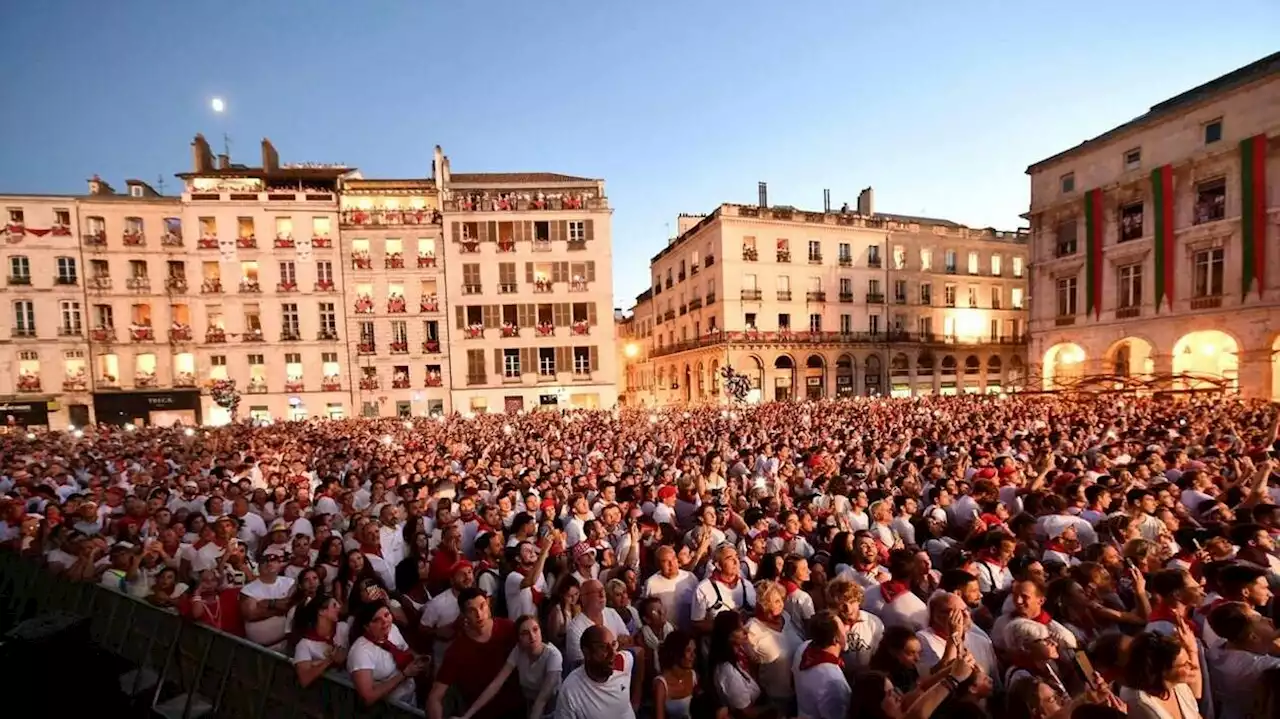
(452, 189), (596, 213)
(2, 396), (1280, 719)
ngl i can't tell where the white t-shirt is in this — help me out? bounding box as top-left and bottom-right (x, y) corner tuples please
(347, 625), (415, 705)
(292, 623), (351, 663)
(505, 569), (547, 622)
(419, 589), (460, 665)
(713, 660), (762, 711)
(792, 640), (852, 719)
(862, 583), (928, 632)
(745, 615), (803, 701)
(915, 627), (999, 684)
(642, 570), (698, 630)
(565, 609), (631, 668)
(691, 576), (756, 623)
(841, 611), (885, 670)
(510, 643), (564, 701)
(240, 575), (296, 648)
(554, 651), (635, 719)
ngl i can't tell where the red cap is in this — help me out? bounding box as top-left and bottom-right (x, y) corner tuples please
(449, 559), (473, 575)
(540, 497), (557, 510)
(657, 485), (678, 500)
(572, 542), (596, 561)
(975, 467), (997, 480)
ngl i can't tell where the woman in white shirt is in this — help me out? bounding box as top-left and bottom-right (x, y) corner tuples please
(457, 615), (562, 719)
(744, 580), (802, 712)
(1205, 602), (1280, 719)
(1119, 622), (1203, 719)
(346, 602), (429, 706)
(709, 611), (765, 717)
(290, 594), (349, 687)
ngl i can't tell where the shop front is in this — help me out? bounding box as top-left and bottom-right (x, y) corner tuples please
(0, 399), (51, 428)
(92, 389), (202, 427)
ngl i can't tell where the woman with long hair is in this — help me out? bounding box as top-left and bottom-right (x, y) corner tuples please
(847, 655), (976, 719)
(1119, 622), (1203, 719)
(290, 594), (348, 687)
(453, 614), (563, 719)
(709, 610), (773, 718)
(543, 573), (581, 649)
(315, 535), (345, 584)
(869, 625), (926, 694)
(653, 630), (698, 719)
(347, 600), (428, 706)
(334, 549), (374, 615)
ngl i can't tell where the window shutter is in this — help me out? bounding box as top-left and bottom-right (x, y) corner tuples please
(555, 346), (571, 373)
(525, 262), (534, 283)
(480, 221), (493, 242)
(587, 303), (598, 325)
(520, 347), (535, 374)
(551, 263), (564, 283)
(590, 346), (599, 371)
(513, 221), (527, 243)
(493, 348), (502, 375)
(455, 306), (465, 329)
(517, 304), (532, 327)
(550, 221), (564, 244)
(585, 261), (596, 283)
(451, 222), (460, 243)
(559, 262), (570, 282)
(553, 303), (570, 326)
(483, 305), (499, 329)
(584, 220), (595, 242)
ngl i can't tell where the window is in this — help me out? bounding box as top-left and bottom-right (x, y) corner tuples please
(778, 313), (790, 330)
(1204, 119), (1222, 145)
(129, 259), (148, 278)
(839, 278), (852, 295)
(462, 263), (481, 294)
(391, 320), (408, 344)
(1193, 248), (1224, 297)
(990, 286), (1001, 310)
(319, 303), (337, 335)
(359, 321), (375, 344)
(60, 301), (82, 333)
(920, 248), (932, 272)
(967, 286), (977, 308)
(13, 300), (34, 333)
(1060, 173), (1075, 193)
(868, 279), (881, 298)
(894, 279), (907, 303)
(893, 246), (906, 270)
(944, 250), (957, 273)
(568, 221), (586, 243)
(990, 255), (1002, 276)
(538, 348), (556, 376)
(54, 209), (69, 226)
(918, 316), (932, 337)
(573, 347), (591, 374)
(9, 255), (30, 280)
(808, 240), (822, 262)
(867, 245), (881, 267)
(1194, 178), (1226, 224)
(94, 304), (114, 328)
(838, 243), (851, 263)
(990, 319), (1000, 342)
(920, 282), (932, 305)
(1056, 277), (1078, 316)
(1118, 264), (1142, 308)
(55, 257), (77, 283)
(1055, 220), (1078, 257)
(1120, 202), (1144, 242)
(1011, 287), (1024, 309)
(809, 313), (822, 332)
(868, 314), (881, 335)
(744, 312), (757, 329)
(1012, 257), (1024, 278)
(281, 303), (300, 336)
(317, 260), (333, 284)
(279, 261), (296, 286)
(500, 349), (521, 378)
(967, 251), (979, 275)
(944, 284), (956, 307)
(840, 314), (852, 334)
(1124, 148), (1141, 171)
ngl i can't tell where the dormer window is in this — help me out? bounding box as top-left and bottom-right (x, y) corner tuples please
(130, 185), (144, 198)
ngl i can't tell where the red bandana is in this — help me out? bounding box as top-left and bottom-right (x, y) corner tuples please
(370, 636), (414, 671)
(360, 543), (382, 558)
(798, 643), (845, 671)
(714, 573), (740, 591)
(979, 551), (1007, 569)
(1028, 610), (1053, 625)
(1044, 541), (1072, 555)
(879, 580), (910, 604)
(303, 629), (334, 646)
(781, 579), (801, 596)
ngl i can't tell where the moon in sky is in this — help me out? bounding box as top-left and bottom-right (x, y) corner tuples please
(211, 97), (225, 113)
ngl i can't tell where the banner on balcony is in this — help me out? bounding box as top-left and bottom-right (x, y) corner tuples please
(1083, 188), (1104, 319)
(1151, 164), (1175, 312)
(1241, 134), (1268, 299)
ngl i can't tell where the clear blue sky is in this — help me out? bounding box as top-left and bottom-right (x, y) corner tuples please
(1, 1), (1276, 307)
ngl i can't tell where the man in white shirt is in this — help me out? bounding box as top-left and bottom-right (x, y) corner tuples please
(239, 548), (295, 650)
(555, 626), (636, 719)
(565, 580), (632, 668)
(862, 549), (928, 632)
(990, 579), (1077, 653)
(653, 486), (677, 526)
(792, 611), (851, 719)
(692, 544), (757, 634)
(915, 592), (999, 682)
(641, 546), (697, 630)
(420, 559), (473, 666)
(377, 505), (406, 570)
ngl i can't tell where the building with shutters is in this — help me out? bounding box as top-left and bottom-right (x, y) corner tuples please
(435, 147), (616, 412)
(621, 189), (1030, 406)
(1027, 52), (1279, 398)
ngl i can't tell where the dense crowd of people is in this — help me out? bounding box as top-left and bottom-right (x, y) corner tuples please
(2, 394), (1280, 719)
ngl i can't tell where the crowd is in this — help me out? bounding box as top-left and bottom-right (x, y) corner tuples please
(2, 394), (1280, 719)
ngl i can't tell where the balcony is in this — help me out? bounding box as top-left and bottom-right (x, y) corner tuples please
(420, 297), (440, 313)
(679, 305), (687, 316)
(281, 329), (302, 342)
(12, 328), (36, 338)
(161, 232), (183, 248)
(122, 231), (144, 247)
(88, 276), (112, 290)
(201, 279), (223, 294)
(808, 254), (823, 265)
(204, 328), (226, 343)
(392, 376), (411, 389)
(465, 325), (484, 339)
(894, 295), (907, 305)
(776, 250), (791, 263)
(572, 320), (590, 336)
(866, 293), (885, 304)
(165, 277), (188, 293)
(423, 339), (441, 353)
(312, 236), (333, 249)
(390, 340), (409, 354)
(501, 325), (520, 338)
(173, 373), (197, 388)
(57, 325), (81, 337)
(63, 376), (88, 392)
(276, 281), (298, 293)
(533, 280), (554, 294)
(742, 247), (759, 261)
(662, 309), (676, 322)
(868, 258), (883, 269)
(197, 236), (219, 249)
(1115, 306), (1141, 319)
(273, 235), (295, 249)
(499, 283), (518, 294)
(135, 373), (157, 389)
(536, 323), (556, 337)
(706, 293), (716, 305)
(690, 265), (700, 276)
(315, 280), (336, 292)
(705, 255), (716, 268)
(838, 256), (852, 267)
(353, 296), (374, 314)
(7, 275), (31, 286)
(1190, 295), (1223, 310)
(284, 379), (305, 393)
(425, 374), (444, 387)
(351, 254), (373, 270)
(417, 254), (437, 269)
(449, 194), (598, 212)
(321, 376), (342, 391)
(90, 326), (115, 342)
(387, 296), (407, 313)
(83, 231), (107, 247)
(497, 240), (516, 253)
(318, 328), (339, 341)
(567, 240), (587, 252)
(126, 277), (150, 291)
(741, 289), (763, 301)
(688, 297), (703, 310)
(130, 326), (154, 342)
(359, 376), (380, 390)
(50, 224), (71, 237)
(459, 238), (480, 254)
(169, 325), (193, 342)
(1055, 316), (1076, 327)
(97, 375), (118, 389)
(462, 284), (482, 295)
(839, 292), (854, 303)
(238, 280), (261, 293)
(16, 375), (40, 393)
(242, 328), (265, 343)
(236, 236), (257, 250)
(54, 275), (78, 287)
(677, 272), (686, 283)
(385, 254), (405, 270)
(246, 379), (268, 394)
(340, 208), (441, 227)
(806, 291), (827, 302)
(358, 341), (376, 355)
(531, 240), (552, 252)
(777, 290), (792, 301)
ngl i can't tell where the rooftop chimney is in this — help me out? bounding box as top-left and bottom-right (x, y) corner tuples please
(217, 154), (231, 170)
(191, 134), (214, 173)
(857, 187), (875, 216)
(261, 138), (279, 173)
(433, 145), (444, 186)
(823, 188), (831, 213)
(758, 181), (768, 208)
(441, 155), (451, 185)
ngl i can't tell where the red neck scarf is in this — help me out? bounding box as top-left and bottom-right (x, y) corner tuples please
(798, 643), (845, 671)
(1044, 540), (1072, 555)
(781, 579), (801, 595)
(360, 543), (382, 558)
(369, 634), (414, 671)
(714, 572), (740, 591)
(775, 529), (795, 541)
(303, 627), (334, 645)
(979, 551), (1007, 569)
(518, 566), (544, 605)
(1027, 610), (1053, 625)
(879, 579), (911, 604)
(1148, 602), (1198, 636)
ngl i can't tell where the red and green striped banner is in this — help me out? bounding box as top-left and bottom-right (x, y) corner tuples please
(1241, 134), (1268, 298)
(1151, 164), (1175, 312)
(1083, 188), (1104, 319)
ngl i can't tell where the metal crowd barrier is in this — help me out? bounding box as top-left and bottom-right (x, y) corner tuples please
(0, 553), (425, 719)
